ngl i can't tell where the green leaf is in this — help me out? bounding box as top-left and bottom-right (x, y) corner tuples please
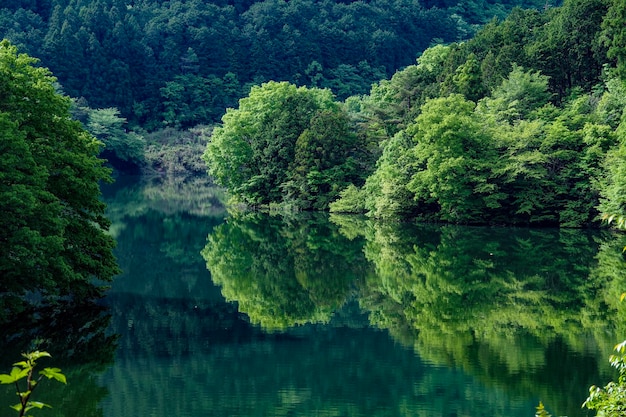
(18, 390), (32, 399)
(10, 403), (22, 411)
(40, 368), (66, 384)
(0, 367), (29, 384)
(26, 351), (51, 361)
(24, 401), (51, 412)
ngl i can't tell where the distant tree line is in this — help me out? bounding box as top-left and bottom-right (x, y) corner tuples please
(0, 0), (548, 130)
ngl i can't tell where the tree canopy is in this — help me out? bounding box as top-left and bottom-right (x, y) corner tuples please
(203, 81), (365, 209)
(0, 40), (118, 313)
(0, 0), (548, 129)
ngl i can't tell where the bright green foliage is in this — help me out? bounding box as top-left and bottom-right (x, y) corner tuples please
(87, 107), (145, 165)
(407, 94), (501, 222)
(597, 78), (626, 219)
(0, 40), (119, 303)
(535, 401), (552, 417)
(599, 138), (626, 218)
(584, 341), (626, 416)
(204, 81), (361, 208)
(0, 351), (66, 417)
(360, 131), (419, 218)
(328, 184), (366, 214)
(477, 64), (553, 124)
(337, 60), (618, 225)
(484, 91), (610, 226)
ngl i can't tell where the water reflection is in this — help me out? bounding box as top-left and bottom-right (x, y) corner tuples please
(203, 212), (626, 416)
(331, 217), (625, 416)
(202, 212), (368, 329)
(94, 177), (626, 417)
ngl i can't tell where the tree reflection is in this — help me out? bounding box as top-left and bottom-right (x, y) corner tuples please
(331, 215), (625, 416)
(202, 212), (367, 330)
(201, 211), (626, 415)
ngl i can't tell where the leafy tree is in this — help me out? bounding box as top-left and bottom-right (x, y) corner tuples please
(601, 0), (626, 84)
(584, 341), (626, 416)
(161, 73), (241, 128)
(527, 0), (609, 99)
(361, 131), (420, 218)
(476, 64), (553, 124)
(86, 107), (145, 167)
(0, 40), (119, 306)
(451, 52), (487, 102)
(204, 81), (360, 208)
(406, 94), (502, 223)
(284, 109), (361, 209)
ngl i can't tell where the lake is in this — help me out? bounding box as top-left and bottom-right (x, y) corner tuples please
(3, 175), (626, 416)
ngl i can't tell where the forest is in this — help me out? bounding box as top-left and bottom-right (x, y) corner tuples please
(0, 0), (548, 129)
(3, 0), (626, 414)
(2, 0), (626, 227)
(202, 0), (626, 227)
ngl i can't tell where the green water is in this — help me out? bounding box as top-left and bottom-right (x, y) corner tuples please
(3, 176), (626, 416)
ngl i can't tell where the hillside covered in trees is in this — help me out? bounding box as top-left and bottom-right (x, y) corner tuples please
(3, 0), (626, 227)
(202, 0), (626, 227)
(1, 0), (549, 129)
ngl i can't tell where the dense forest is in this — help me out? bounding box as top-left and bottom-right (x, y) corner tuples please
(0, 0), (548, 130)
(2, 0), (626, 228)
(201, 0), (626, 227)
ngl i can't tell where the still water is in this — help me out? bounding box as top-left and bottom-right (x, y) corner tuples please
(4, 175), (624, 416)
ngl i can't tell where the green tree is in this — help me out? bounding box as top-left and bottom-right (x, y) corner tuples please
(451, 52), (487, 102)
(601, 0), (626, 84)
(87, 107), (145, 167)
(203, 81), (358, 208)
(0, 40), (119, 306)
(527, 0), (609, 98)
(476, 64), (553, 124)
(284, 110), (361, 209)
(406, 94), (502, 223)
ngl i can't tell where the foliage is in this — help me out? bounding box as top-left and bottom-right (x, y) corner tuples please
(86, 107), (145, 166)
(535, 401), (552, 417)
(406, 94), (501, 222)
(584, 341), (626, 416)
(0, 351), (66, 417)
(0, 0), (478, 128)
(0, 40), (119, 305)
(204, 81), (365, 208)
(333, 51), (616, 225)
(601, 0), (626, 83)
(201, 212), (366, 330)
